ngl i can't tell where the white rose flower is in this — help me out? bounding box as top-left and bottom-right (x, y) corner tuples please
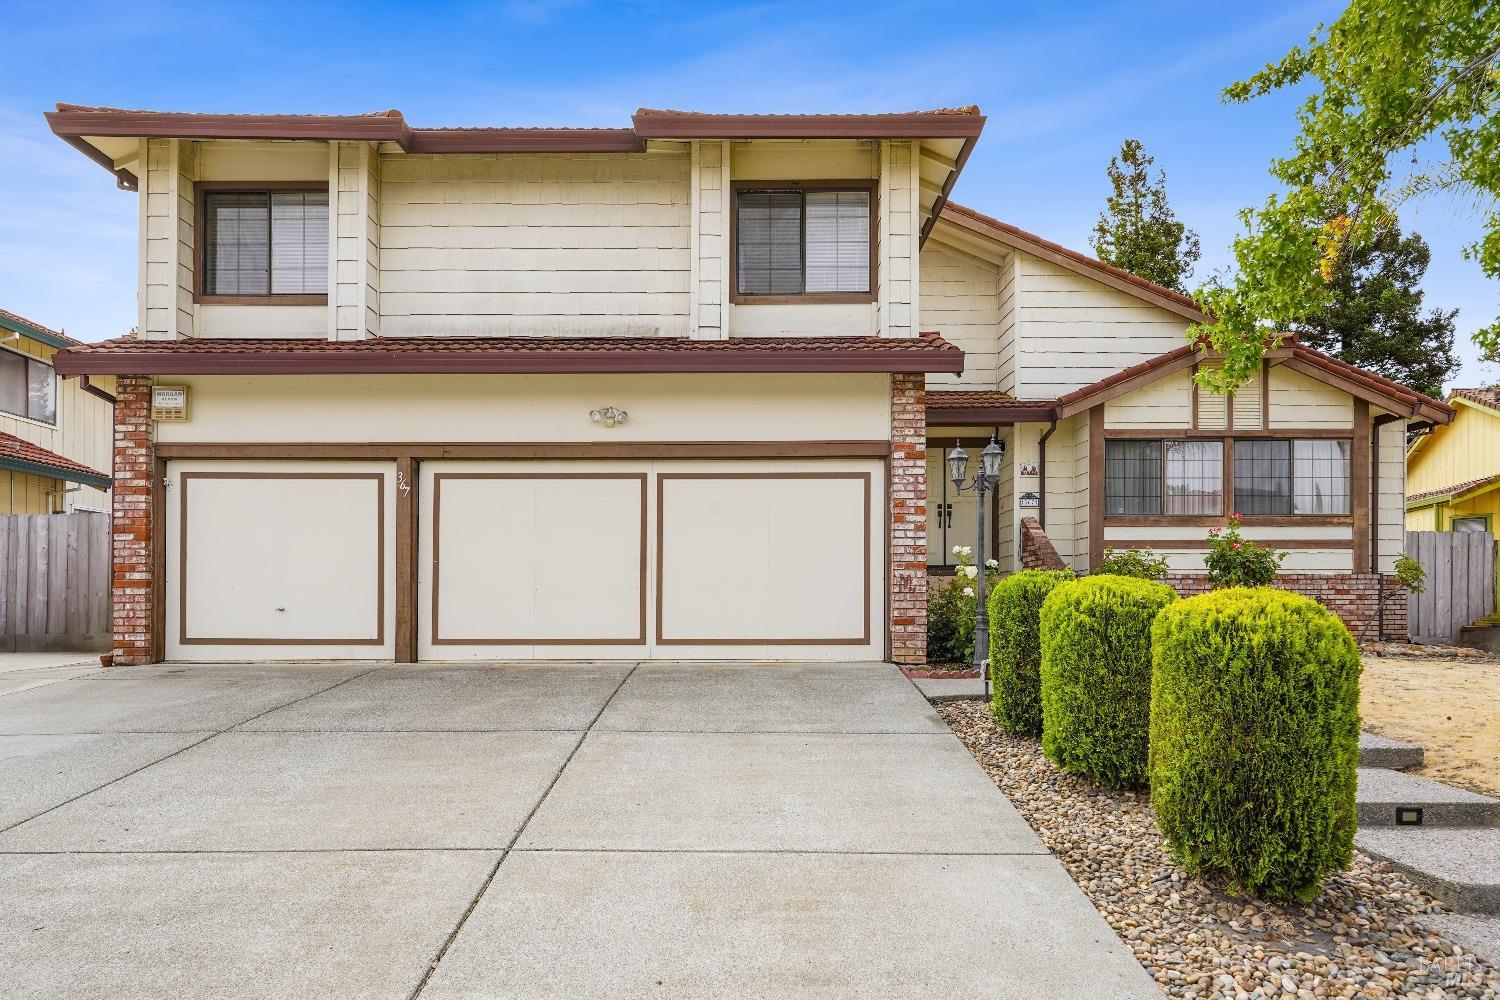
(962, 586), (975, 597)
(986, 559), (1000, 569)
(962, 565), (979, 580)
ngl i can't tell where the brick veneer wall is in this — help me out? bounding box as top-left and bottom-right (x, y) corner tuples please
(1164, 572), (1408, 642)
(1019, 517), (1066, 570)
(111, 376), (155, 665)
(889, 373), (927, 664)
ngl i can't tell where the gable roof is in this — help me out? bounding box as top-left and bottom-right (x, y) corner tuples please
(1050, 339), (1453, 423)
(50, 332), (966, 377)
(0, 307), (82, 351)
(0, 431), (110, 490)
(935, 202), (1208, 323)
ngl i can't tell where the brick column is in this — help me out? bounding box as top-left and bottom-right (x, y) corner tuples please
(889, 373), (927, 663)
(111, 376), (156, 664)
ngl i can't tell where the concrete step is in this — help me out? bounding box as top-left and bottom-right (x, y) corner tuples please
(1358, 827), (1500, 914)
(1358, 732), (1425, 771)
(1357, 768), (1500, 828)
(910, 676), (986, 702)
(1418, 912), (1500, 964)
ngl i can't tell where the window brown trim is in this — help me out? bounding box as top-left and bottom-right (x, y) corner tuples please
(1102, 437), (1226, 520)
(0, 343), (58, 426)
(729, 179), (878, 304)
(192, 181), (331, 305)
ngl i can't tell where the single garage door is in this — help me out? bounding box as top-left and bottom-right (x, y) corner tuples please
(419, 459), (883, 660)
(165, 461), (396, 661)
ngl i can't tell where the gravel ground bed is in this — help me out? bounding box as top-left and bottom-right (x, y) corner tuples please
(938, 699), (1500, 999)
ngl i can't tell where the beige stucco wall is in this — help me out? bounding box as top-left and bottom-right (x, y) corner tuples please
(153, 372), (892, 444)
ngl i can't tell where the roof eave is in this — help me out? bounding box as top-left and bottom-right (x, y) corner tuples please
(926, 404), (1057, 423)
(0, 311), (79, 351)
(0, 455), (111, 491)
(630, 112), (987, 140)
(51, 347), (965, 377)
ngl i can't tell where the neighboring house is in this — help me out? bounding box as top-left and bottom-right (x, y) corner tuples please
(0, 308), (113, 513)
(45, 102), (1451, 666)
(1405, 386), (1500, 534)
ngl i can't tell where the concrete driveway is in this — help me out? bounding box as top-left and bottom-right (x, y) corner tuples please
(0, 659), (1159, 999)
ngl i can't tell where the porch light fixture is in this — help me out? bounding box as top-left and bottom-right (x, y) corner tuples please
(950, 435), (1006, 696)
(590, 406), (628, 427)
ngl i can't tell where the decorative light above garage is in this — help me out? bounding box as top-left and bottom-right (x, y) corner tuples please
(589, 406), (628, 428)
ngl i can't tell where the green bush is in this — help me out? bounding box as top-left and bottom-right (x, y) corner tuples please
(1039, 575), (1177, 789)
(927, 579), (964, 664)
(987, 569), (1074, 735)
(1095, 547), (1170, 581)
(1149, 588), (1361, 900)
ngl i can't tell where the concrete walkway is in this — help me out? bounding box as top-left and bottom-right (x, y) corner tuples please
(0, 661), (1158, 999)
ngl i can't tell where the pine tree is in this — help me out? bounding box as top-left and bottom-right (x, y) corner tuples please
(1091, 139), (1201, 293)
(1294, 223), (1458, 398)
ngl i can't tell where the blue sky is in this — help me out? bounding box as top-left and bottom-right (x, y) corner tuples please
(1, 0), (1494, 388)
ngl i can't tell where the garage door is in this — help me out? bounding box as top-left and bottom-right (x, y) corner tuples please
(165, 461), (396, 661)
(420, 460), (883, 660)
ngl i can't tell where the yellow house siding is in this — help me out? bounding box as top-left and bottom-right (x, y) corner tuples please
(0, 470), (66, 514)
(0, 336), (112, 512)
(1407, 399), (1500, 498)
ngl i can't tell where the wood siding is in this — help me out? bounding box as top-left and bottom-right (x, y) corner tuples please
(330, 141), (381, 340)
(1013, 250), (1188, 398)
(378, 152), (691, 337)
(0, 337), (112, 512)
(919, 244), (1003, 389)
(1407, 398), (1500, 497)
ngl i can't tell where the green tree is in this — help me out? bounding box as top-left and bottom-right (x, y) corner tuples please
(1091, 139), (1201, 292)
(1294, 222), (1459, 397)
(1190, 0), (1500, 392)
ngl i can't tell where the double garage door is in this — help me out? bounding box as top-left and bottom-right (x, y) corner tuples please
(165, 459), (884, 661)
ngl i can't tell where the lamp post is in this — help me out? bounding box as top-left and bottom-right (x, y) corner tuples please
(948, 435), (1005, 698)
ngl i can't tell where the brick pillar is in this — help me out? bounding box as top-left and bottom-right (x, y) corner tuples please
(111, 376), (155, 664)
(889, 373), (927, 663)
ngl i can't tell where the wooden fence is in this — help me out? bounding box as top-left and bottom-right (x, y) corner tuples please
(1406, 529), (1498, 644)
(0, 512), (111, 652)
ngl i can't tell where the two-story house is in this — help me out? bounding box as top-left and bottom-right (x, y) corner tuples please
(45, 103), (1451, 666)
(0, 308), (113, 514)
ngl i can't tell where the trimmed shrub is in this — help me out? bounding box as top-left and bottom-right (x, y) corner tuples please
(1150, 588), (1361, 900)
(1039, 575), (1177, 789)
(927, 579), (964, 664)
(987, 569), (1074, 735)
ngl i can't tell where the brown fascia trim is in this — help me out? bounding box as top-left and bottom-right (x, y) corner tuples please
(47, 107), (412, 143)
(631, 110), (987, 139)
(51, 347), (966, 377)
(927, 403), (1057, 423)
(919, 135), (978, 249)
(937, 203), (1209, 323)
(406, 129), (645, 153)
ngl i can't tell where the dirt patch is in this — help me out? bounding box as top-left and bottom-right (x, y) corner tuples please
(1360, 653), (1500, 797)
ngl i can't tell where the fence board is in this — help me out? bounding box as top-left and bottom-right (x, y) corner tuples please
(1407, 530), (1498, 642)
(0, 512), (111, 650)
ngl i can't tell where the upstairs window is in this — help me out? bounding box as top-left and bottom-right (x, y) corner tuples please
(0, 349), (56, 424)
(734, 186), (873, 299)
(200, 187), (329, 300)
(1104, 439), (1224, 516)
(1233, 439), (1351, 515)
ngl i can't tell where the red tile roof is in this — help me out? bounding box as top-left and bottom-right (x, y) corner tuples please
(1451, 386), (1500, 410)
(51, 333), (966, 377)
(0, 307), (82, 347)
(0, 431), (109, 486)
(1408, 473), (1500, 505)
(926, 390), (1057, 422)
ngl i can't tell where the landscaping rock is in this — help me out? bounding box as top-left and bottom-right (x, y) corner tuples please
(938, 699), (1500, 999)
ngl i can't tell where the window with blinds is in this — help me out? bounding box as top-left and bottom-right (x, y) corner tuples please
(735, 187), (871, 297)
(203, 189), (329, 298)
